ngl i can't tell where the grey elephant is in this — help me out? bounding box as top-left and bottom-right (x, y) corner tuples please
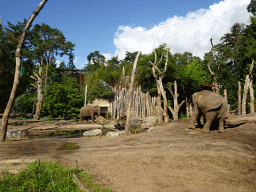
(79, 104), (100, 123)
(189, 90), (228, 133)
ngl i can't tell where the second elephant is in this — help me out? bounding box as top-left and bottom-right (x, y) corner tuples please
(189, 90), (228, 133)
(79, 104), (100, 123)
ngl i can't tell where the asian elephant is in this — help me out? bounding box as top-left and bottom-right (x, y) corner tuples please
(189, 90), (228, 133)
(79, 104), (100, 123)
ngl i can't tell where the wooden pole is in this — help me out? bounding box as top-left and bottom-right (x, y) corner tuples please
(0, 0), (48, 141)
(249, 80), (255, 113)
(84, 85), (87, 106)
(238, 81), (241, 115)
(242, 75), (249, 115)
(125, 51), (141, 135)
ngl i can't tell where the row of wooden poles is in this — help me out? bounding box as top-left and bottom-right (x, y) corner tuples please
(110, 86), (158, 120)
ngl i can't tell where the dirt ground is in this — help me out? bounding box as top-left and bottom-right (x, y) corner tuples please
(0, 119), (255, 192)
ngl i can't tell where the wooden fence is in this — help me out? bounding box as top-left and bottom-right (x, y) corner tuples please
(110, 86), (158, 120)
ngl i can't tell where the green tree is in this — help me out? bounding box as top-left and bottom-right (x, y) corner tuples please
(0, 20), (35, 112)
(42, 76), (84, 119)
(85, 51), (105, 72)
(30, 23), (75, 93)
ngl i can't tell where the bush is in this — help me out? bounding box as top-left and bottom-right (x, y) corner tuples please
(42, 76), (84, 119)
(14, 94), (36, 114)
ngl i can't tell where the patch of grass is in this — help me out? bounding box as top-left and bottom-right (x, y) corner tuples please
(0, 161), (83, 191)
(129, 127), (140, 134)
(40, 130), (83, 138)
(58, 143), (80, 150)
(0, 161), (113, 192)
(77, 172), (113, 192)
(179, 112), (187, 119)
(1, 140), (22, 143)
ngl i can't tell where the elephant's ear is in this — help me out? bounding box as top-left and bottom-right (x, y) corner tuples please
(205, 93), (222, 109)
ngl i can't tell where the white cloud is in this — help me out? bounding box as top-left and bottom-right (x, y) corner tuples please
(113, 0), (251, 60)
(74, 56), (79, 64)
(102, 53), (113, 61)
(56, 60), (61, 68)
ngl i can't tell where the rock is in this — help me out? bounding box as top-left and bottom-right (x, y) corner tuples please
(130, 117), (143, 123)
(6, 130), (25, 138)
(126, 121), (141, 129)
(117, 130), (127, 135)
(16, 130), (25, 138)
(106, 132), (120, 137)
(147, 127), (154, 132)
(103, 124), (116, 130)
(83, 129), (102, 136)
(140, 122), (154, 129)
(143, 116), (161, 125)
(96, 116), (107, 125)
(55, 120), (71, 125)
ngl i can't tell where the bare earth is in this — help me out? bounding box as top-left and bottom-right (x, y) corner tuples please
(0, 119), (255, 192)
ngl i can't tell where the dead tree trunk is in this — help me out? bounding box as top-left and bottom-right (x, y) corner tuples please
(125, 51), (141, 135)
(167, 81), (185, 120)
(249, 80), (255, 113)
(84, 84), (87, 106)
(242, 60), (254, 115)
(150, 48), (169, 123)
(238, 81), (241, 115)
(31, 59), (46, 120)
(207, 38), (222, 93)
(248, 60), (255, 113)
(0, 0), (48, 141)
(242, 75), (250, 115)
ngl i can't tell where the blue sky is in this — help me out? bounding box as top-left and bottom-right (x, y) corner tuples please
(0, 0), (252, 69)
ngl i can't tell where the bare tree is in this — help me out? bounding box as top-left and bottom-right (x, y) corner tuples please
(207, 38), (222, 93)
(238, 81), (241, 115)
(0, 16), (2, 25)
(125, 51), (141, 135)
(31, 58), (46, 120)
(167, 81), (185, 120)
(242, 60), (254, 115)
(0, 0), (48, 141)
(150, 48), (169, 123)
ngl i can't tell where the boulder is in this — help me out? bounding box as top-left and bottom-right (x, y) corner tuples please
(130, 117), (143, 123)
(83, 129), (102, 136)
(147, 127), (154, 132)
(106, 132), (120, 137)
(103, 124), (116, 130)
(126, 121), (141, 129)
(140, 122), (154, 129)
(6, 130), (25, 138)
(143, 116), (161, 125)
(96, 116), (107, 125)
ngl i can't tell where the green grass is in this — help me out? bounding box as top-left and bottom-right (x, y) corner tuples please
(0, 161), (113, 192)
(40, 130), (83, 138)
(1, 140), (22, 143)
(58, 143), (80, 150)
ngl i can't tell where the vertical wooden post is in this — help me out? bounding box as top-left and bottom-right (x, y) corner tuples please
(249, 80), (255, 113)
(84, 85), (87, 106)
(125, 51), (141, 135)
(238, 81), (241, 115)
(242, 75), (249, 115)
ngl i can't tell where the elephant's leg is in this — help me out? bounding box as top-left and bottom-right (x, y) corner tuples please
(79, 114), (82, 123)
(197, 112), (204, 128)
(90, 112), (94, 121)
(189, 104), (199, 129)
(218, 115), (226, 133)
(202, 111), (216, 133)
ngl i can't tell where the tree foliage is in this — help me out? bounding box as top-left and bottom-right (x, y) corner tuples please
(42, 76), (84, 119)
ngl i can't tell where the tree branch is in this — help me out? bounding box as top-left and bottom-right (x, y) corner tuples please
(30, 75), (37, 81)
(31, 83), (37, 89)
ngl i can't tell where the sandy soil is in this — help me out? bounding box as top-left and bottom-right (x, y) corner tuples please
(0, 119), (255, 192)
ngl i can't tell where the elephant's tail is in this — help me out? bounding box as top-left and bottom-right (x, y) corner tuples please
(217, 103), (228, 119)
